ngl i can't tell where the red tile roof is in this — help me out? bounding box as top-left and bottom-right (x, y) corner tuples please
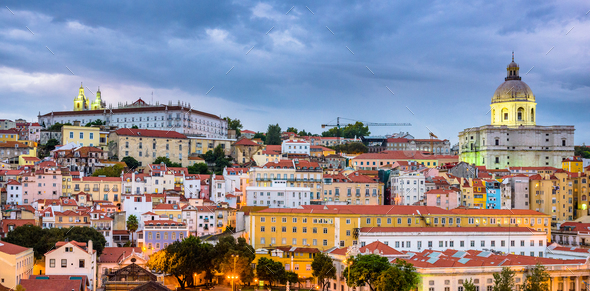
(0, 240), (32, 255)
(1, 219), (36, 235)
(113, 128), (187, 139)
(257, 205), (453, 215)
(99, 247), (142, 263)
(451, 209), (547, 216)
(360, 227), (540, 233)
(234, 138), (260, 146)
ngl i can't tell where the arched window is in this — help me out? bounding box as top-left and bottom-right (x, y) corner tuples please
(531, 108), (535, 122)
(502, 108), (509, 121)
(492, 109), (496, 123)
(517, 107), (524, 121)
(582, 195), (587, 201)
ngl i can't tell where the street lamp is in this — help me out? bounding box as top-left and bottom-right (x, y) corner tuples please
(227, 275), (239, 291)
(343, 257), (353, 291)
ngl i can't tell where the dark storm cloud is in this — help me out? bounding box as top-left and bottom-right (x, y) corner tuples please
(0, 0), (588, 143)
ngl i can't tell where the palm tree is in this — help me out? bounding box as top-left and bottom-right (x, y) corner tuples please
(126, 215), (139, 247)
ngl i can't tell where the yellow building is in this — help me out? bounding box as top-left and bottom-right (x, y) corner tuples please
(71, 176), (122, 202)
(0, 129), (19, 142)
(562, 156), (584, 173)
(530, 170), (590, 222)
(109, 128), (190, 167)
(61, 125), (100, 147)
(250, 160), (323, 202)
(322, 172), (382, 205)
(153, 203), (183, 222)
(188, 136), (234, 155)
(253, 247), (319, 286)
(248, 205), (551, 250)
(0, 241), (35, 289)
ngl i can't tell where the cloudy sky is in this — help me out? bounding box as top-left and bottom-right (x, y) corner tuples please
(1, 0), (589, 144)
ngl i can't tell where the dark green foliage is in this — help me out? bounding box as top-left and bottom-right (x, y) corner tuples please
(521, 263), (550, 291)
(131, 125), (139, 129)
(213, 236), (256, 284)
(187, 162), (209, 174)
(92, 164), (124, 177)
(147, 236), (214, 289)
(574, 145), (590, 159)
(126, 215), (139, 246)
(3, 225), (107, 260)
(331, 142), (368, 154)
(121, 156), (140, 169)
(311, 253), (336, 291)
(85, 119), (105, 127)
(343, 254), (390, 291)
(463, 278), (477, 291)
(153, 156), (182, 167)
(224, 117), (243, 137)
(256, 257), (285, 287)
(374, 260), (419, 291)
(253, 132), (266, 142)
(265, 124), (282, 145)
(322, 121), (370, 138)
(286, 127), (298, 133)
(47, 122), (72, 131)
(493, 267), (516, 291)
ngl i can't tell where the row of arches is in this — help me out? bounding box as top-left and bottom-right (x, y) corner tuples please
(492, 107), (534, 123)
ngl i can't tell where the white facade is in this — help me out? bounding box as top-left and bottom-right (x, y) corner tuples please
(45, 241), (97, 290)
(122, 172), (174, 195)
(359, 227), (547, 256)
(122, 194), (153, 228)
(6, 181), (23, 205)
(390, 171), (426, 205)
(246, 180), (311, 208)
(194, 206), (217, 236)
(39, 100), (228, 139)
(183, 175), (202, 199)
(211, 175), (226, 204)
(281, 140), (310, 155)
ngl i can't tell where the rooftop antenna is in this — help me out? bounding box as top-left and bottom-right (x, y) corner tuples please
(151, 91), (153, 105)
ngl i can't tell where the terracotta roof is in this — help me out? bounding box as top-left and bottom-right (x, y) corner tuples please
(20, 279), (83, 291)
(234, 138), (260, 146)
(353, 150), (458, 160)
(0, 240), (32, 255)
(99, 247), (142, 263)
(113, 128), (187, 139)
(145, 220), (185, 226)
(360, 241), (404, 255)
(1, 219), (35, 235)
(257, 205), (453, 215)
(154, 204), (182, 210)
(425, 189), (457, 195)
(0, 141), (31, 148)
(6, 179), (21, 185)
(360, 227), (541, 233)
(262, 159), (294, 168)
(451, 209), (547, 216)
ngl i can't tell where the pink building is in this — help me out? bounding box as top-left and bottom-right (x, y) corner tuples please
(22, 167), (63, 204)
(425, 189), (459, 210)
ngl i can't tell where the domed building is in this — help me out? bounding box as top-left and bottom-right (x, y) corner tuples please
(458, 54), (574, 168)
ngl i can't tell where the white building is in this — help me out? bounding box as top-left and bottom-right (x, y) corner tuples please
(359, 227), (547, 256)
(89, 210), (114, 247)
(390, 171), (426, 205)
(246, 180), (311, 208)
(45, 240), (97, 290)
(211, 174), (226, 204)
(121, 194), (153, 227)
(6, 180), (23, 205)
(281, 139), (310, 155)
(194, 205), (217, 236)
(39, 90), (229, 139)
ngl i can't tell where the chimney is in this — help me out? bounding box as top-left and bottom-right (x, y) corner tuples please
(88, 240), (93, 255)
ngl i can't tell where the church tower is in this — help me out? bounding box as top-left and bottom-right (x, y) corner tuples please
(91, 87), (105, 110)
(489, 53), (537, 126)
(74, 83), (89, 111)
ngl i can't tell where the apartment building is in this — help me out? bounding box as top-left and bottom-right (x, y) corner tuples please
(109, 128), (190, 167)
(0, 241), (34, 289)
(390, 171), (426, 205)
(45, 240), (97, 290)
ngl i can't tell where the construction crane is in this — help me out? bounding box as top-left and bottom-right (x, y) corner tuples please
(321, 117), (411, 130)
(429, 132), (439, 155)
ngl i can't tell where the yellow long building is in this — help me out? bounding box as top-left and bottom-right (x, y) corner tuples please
(248, 205), (551, 250)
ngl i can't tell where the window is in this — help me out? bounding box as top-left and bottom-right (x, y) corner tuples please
(50, 259), (55, 268)
(79, 259), (85, 268)
(61, 259), (67, 268)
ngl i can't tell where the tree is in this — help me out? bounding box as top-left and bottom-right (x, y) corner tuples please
(256, 257), (285, 287)
(286, 127), (298, 133)
(322, 122), (370, 138)
(126, 215), (139, 247)
(224, 117), (243, 137)
(203, 150), (216, 164)
(284, 271), (299, 285)
(374, 260), (419, 291)
(92, 164), (124, 177)
(147, 236), (214, 289)
(253, 132), (266, 143)
(187, 163), (209, 174)
(332, 142), (368, 154)
(493, 267), (516, 291)
(154, 156), (181, 167)
(3, 225), (107, 259)
(213, 237), (256, 285)
(47, 122), (71, 131)
(311, 252), (337, 291)
(131, 125), (139, 129)
(574, 145), (590, 159)
(45, 139), (60, 151)
(122, 156), (140, 170)
(343, 254), (390, 291)
(521, 263), (550, 291)
(85, 119), (105, 127)
(14, 285), (26, 291)
(298, 129), (312, 136)
(463, 278), (477, 291)
(265, 124), (282, 145)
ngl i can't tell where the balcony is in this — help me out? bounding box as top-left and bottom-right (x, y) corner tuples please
(356, 194), (361, 197)
(217, 223), (223, 227)
(74, 187), (80, 192)
(93, 187), (99, 192)
(84, 187), (90, 192)
(204, 218), (209, 223)
(218, 214), (223, 219)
